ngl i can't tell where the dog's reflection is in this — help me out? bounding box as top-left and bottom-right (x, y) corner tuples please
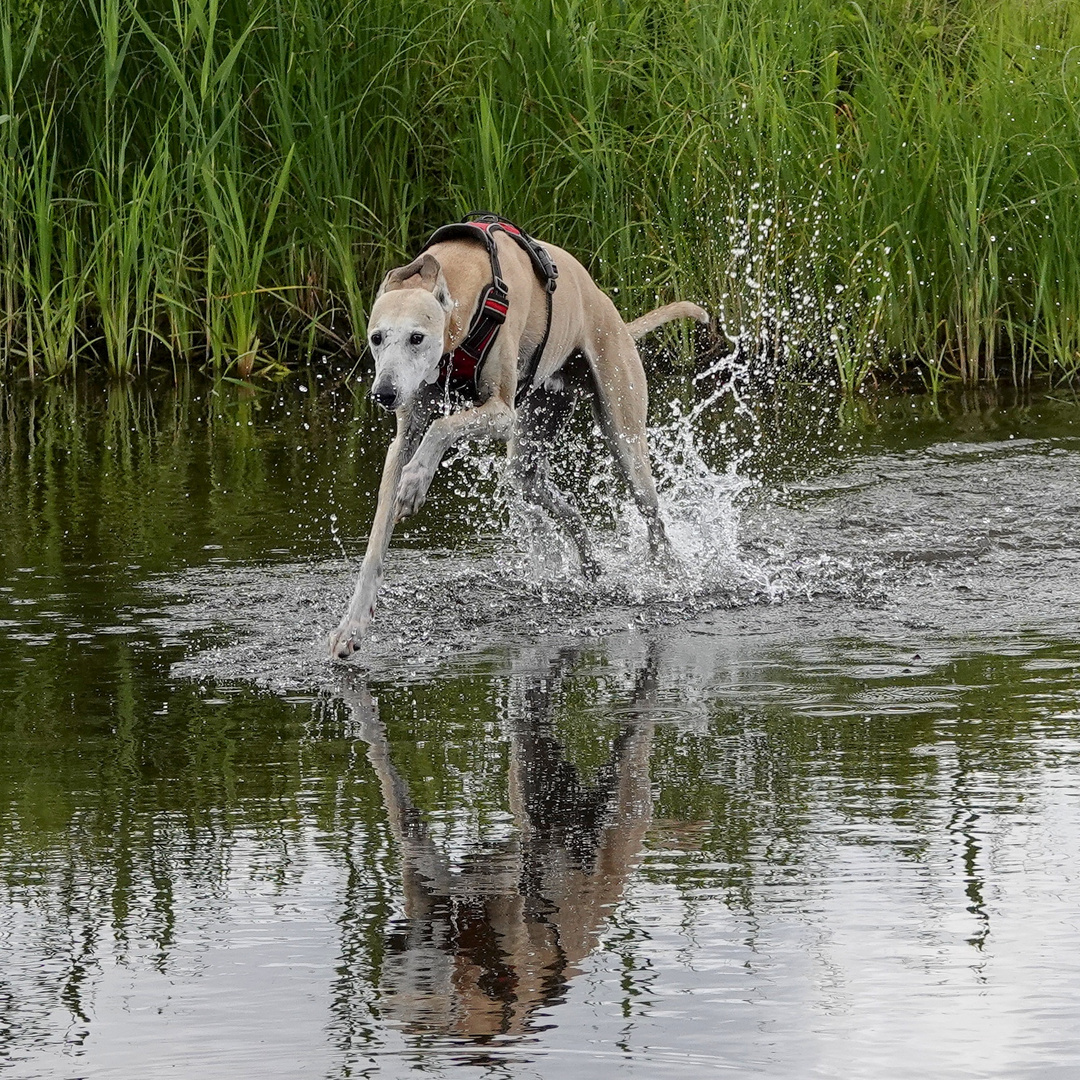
(339, 644), (657, 1040)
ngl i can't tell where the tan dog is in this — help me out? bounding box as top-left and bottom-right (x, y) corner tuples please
(329, 224), (706, 659)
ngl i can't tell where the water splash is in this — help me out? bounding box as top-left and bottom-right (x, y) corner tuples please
(157, 355), (899, 693)
(679, 184), (892, 393)
(328, 512), (348, 562)
(151, 210), (906, 693)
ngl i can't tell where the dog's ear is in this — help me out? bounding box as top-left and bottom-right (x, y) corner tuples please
(379, 253), (452, 312)
(432, 274), (453, 314)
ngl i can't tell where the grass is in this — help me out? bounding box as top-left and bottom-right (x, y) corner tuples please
(1, 0), (1079, 388)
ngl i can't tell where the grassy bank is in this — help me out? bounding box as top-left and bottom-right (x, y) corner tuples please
(2, 0), (1079, 387)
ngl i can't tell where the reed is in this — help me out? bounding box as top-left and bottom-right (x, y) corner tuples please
(1, 0), (1079, 388)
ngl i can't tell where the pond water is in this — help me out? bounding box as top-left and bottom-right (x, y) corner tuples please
(1, 370), (1079, 1079)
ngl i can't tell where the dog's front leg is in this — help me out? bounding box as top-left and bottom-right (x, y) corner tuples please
(328, 400), (434, 659)
(394, 396), (515, 521)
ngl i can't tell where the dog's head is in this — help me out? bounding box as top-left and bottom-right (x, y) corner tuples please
(366, 253), (452, 411)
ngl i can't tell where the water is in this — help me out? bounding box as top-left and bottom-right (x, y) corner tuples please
(2, 374), (1080, 1078)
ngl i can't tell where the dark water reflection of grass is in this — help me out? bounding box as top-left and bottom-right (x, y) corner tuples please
(2, 375), (1080, 1075)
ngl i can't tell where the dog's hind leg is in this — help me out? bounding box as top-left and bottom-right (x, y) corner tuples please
(509, 382), (600, 579)
(586, 332), (670, 558)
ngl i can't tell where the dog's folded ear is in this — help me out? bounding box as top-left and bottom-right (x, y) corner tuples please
(379, 253), (453, 312)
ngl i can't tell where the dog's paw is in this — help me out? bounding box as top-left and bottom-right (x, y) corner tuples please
(328, 623), (361, 660)
(394, 461), (433, 521)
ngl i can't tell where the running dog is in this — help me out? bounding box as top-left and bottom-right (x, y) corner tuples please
(328, 215), (706, 659)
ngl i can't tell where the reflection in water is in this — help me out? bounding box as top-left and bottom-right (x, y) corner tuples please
(4, 378), (1080, 1076)
(947, 745), (991, 953)
(337, 645), (656, 1042)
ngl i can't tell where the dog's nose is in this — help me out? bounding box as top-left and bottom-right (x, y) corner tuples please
(371, 383), (398, 410)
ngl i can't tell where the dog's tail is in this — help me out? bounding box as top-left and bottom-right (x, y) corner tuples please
(626, 301), (708, 341)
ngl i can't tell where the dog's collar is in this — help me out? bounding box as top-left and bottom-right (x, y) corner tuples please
(420, 213), (558, 404)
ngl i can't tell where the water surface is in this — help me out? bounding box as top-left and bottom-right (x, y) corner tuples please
(2, 375), (1079, 1078)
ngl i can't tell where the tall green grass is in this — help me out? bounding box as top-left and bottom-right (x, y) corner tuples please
(2, 0), (1079, 387)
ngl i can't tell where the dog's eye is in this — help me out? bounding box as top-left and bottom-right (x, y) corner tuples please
(409, 332), (425, 346)
(370, 331), (383, 347)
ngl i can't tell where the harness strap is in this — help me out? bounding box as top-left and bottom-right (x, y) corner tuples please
(420, 213), (558, 403)
(463, 212), (559, 294)
(437, 280), (509, 386)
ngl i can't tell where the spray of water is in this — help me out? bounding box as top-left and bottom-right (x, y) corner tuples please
(160, 194), (907, 688)
(328, 512), (348, 563)
(424, 189), (881, 613)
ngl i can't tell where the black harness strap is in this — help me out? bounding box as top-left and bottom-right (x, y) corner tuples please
(419, 213), (558, 405)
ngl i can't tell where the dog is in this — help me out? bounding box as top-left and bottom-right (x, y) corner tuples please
(328, 216), (707, 659)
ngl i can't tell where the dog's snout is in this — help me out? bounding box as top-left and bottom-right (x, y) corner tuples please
(371, 383), (398, 410)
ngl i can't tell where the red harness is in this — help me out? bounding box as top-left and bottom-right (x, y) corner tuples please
(419, 214), (558, 403)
